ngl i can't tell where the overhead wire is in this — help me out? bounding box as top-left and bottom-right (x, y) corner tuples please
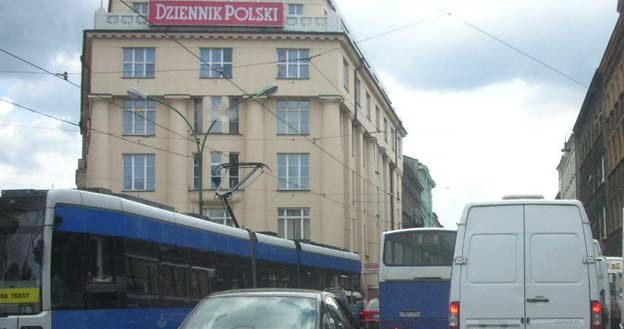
(119, 0), (400, 200)
(2, 97), (393, 227)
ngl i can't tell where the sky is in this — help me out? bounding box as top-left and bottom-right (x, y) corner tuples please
(0, 0), (620, 228)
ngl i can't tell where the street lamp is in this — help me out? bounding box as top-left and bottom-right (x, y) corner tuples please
(127, 83), (278, 214)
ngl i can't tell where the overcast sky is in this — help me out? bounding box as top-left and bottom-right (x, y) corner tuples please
(0, 0), (620, 228)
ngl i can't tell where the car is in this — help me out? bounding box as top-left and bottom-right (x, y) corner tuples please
(359, 298), (379, 329)
(178, 289), (361, 329)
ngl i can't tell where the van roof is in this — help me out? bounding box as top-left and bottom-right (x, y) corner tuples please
(383, 227), (457, 235)
(458, 199), (585, 225)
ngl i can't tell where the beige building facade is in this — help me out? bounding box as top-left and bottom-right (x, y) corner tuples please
(76, 0), (407, 295)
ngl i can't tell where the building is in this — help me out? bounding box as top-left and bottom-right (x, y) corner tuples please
(417, 161), (436, 227)
(402, 156), (424, 228)
(75, 0), (407, 296)
(557, 134), (577, 200)
(571, 0), (624, 255)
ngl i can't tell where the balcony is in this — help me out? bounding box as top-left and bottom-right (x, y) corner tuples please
(94, 7), (343, 33)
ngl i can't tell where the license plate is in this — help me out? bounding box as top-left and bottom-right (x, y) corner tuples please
(399, 311), (421, 318)
(372, 314), (380, 319)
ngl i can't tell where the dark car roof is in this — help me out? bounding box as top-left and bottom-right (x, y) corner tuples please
(210, 288), (328, 299)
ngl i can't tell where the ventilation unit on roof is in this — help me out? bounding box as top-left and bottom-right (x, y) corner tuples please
(502, 194), (545, 200)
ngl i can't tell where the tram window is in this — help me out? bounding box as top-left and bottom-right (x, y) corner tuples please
(86, 236), (115, 283)
(190, 267), (214, 300)
(161, 263), (190, 307)
(213, 253), (252, 291)
(124, 238), (160, 308)
(51, 232), (88, 309)
(257, 260), (298, 288)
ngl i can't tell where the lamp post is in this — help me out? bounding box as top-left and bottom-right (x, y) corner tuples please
(127, 83), (278, 214)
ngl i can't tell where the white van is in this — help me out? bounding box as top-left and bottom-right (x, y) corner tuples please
(449, 198), (602, 329)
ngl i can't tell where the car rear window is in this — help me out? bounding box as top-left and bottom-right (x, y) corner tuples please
(366, 299), (379, 310)
(180, 295), (317, 329)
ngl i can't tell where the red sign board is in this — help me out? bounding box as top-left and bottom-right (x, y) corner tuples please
(149, 1), (285, 27)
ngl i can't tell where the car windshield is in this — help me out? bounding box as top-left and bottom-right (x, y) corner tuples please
(181, 295), (318, 329)
(0, 197), (45, 316)
(366, 299), (379, 310)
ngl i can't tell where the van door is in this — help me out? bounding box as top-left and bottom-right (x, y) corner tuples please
(524, 205), (590, 329)
(461, 205), (525, 328)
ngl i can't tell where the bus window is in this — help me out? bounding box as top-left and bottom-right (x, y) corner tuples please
(383, 230), (455, 266)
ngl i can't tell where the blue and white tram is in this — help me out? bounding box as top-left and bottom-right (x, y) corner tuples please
(379, 228), (456, 329)
(0, 189), (361, 329)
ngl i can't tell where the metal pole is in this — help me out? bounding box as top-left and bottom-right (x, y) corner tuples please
(135, 90), (273, 216)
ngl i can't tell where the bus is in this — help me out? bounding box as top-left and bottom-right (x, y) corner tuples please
(0, 189), (361, 329)
(379, 228), (457, 329)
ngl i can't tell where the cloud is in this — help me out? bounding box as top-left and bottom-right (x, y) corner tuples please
(336, 0), (618, 90)
(380, 72), (580, 228)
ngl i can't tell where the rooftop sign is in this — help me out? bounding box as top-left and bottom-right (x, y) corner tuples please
(148, 1), (285, 27)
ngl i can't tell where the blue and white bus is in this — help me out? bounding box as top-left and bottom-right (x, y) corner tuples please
(379, 228), (456, 329)
(0, 189), (361, 329)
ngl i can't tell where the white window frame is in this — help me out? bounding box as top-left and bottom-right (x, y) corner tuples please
(278, 208), (310, 240)
(277, 49), (310, 79)
(122, 47), (155, 78)
(200, 48), (233, 78)
(193, 153), (200, 189)
(278, 153), (310, 190)
(132, 2), (148, 15)
(204, 208), (234, 226)
(210, 96), (223, 133)
(277, 100), (309, 135)
(375, 106), (380, 131)
(210, 151), (222, 189)
(123, 154), (155, 191)
(288, 3), (304, 16)
(123, 99), (156, 136)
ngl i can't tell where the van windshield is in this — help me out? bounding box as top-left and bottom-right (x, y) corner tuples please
(383, 230), (456, 266)
(0, 197), (44, 316)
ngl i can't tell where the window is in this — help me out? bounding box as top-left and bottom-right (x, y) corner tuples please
(228, 97), (240, 134)
(277, 100), (309, 135)
(123, 154), (155, 191)
(194, 98), (203, 132)
(200, 48), (233, 78)
(211, 152), (222, 189)
(193, 153), (201, 189)
(123, 99), (156, 136)
(204, 209), (234, 226)
(210, 97), (223, 133)
(355, 78), (361, 108)
(278, 208), (310, 240)
(375, 106), (380, 131)
(343, 59), (349, 91)
(277, 49), (309, 79)
(123, 48), (155, 78)
(229, 153), (240, 188)
(366, 92), (371, 118)
(384, 118), (388, 142)
(278, 153), (310, 190)
(288, 4), (304, 15)
(132, 2), (148, 15)
(391, 128), (396, 151)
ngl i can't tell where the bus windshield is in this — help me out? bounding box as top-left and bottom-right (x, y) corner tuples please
(383, 230), (456, 267)
(0, 197), (45, 316)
